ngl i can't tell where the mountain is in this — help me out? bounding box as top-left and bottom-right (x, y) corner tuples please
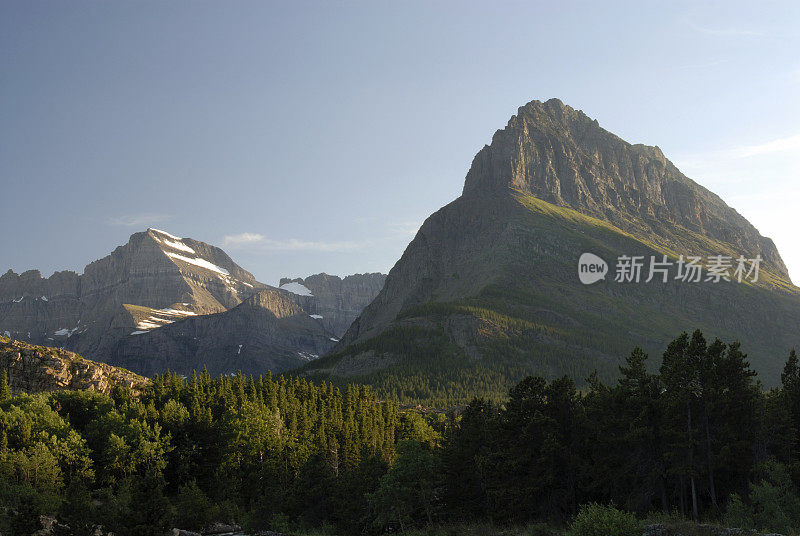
(278, 273), (387, 337)
(107, 288), (337, 376)
(0, 228), (266, 355)
(0, 229), (385, 377)
(301, 98), (800, 404)
(1, 334), (149, 395)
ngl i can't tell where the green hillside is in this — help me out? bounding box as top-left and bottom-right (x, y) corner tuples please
(302, 194), (800, 406)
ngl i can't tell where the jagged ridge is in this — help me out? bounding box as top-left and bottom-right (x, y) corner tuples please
(463, 98), (788, 280)
(302, 99), (800, 402)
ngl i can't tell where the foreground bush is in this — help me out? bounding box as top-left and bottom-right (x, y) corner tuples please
(567, 503), (643, 536)
(723, 459), (800, 535)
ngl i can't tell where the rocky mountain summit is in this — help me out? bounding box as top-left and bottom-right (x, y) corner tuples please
(278, 273), (387, 336)
(0, 335), (149, 395)
(0, 228), (266, 355)
(0, 229), (386, 377)
(463, 99), (788, 279)
(303, 98), (800, 399)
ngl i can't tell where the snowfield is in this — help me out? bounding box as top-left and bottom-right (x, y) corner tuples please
(164, 251), (230, 275)
(279, 282), (313, 296)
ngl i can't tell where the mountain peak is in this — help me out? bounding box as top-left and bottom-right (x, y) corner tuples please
(2, 230), (385, 378)
(305, 98), (800, 400)
(462, 98), (789, 280)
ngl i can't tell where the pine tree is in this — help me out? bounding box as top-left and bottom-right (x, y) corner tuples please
(441, 398), (496, 518)
(713, 340), (758, 499)
(616, 347), (669, 513)
(660, 331), (700, 521)
(782, 349), (800, 457)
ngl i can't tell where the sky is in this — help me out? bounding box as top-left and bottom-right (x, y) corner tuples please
(1, 1), (798, 285)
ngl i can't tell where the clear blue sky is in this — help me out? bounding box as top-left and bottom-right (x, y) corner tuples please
(2, 1), (798, 285)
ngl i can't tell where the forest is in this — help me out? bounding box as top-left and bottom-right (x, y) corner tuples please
(2, 329), (800, 536)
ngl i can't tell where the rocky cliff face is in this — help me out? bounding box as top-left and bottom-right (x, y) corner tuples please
(462, 99), (788, 279)
(1, 230), (382, 377)
(304, 99), (800, 397)
(278, 273), (387, 336)
(0, 228), (267, 358)
(1, 335), (149, 395)
(107, 288), (337, 376)
(80, 228), (263, 314)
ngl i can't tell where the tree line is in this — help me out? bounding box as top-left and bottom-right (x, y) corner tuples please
(1, 330), (800, 535)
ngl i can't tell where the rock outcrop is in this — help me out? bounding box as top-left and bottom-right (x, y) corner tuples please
(0, 335), (149, 395)
(278, 273), (387, 336)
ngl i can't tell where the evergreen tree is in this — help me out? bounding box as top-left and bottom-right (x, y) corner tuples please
(440, 398), (496, 518)
(660, 331), (700, 521)
(615, 348), (669, 513)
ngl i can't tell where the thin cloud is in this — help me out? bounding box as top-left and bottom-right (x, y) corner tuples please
(223, 232), (265, 246)
(690, 24), (762, 37)
(675, 132), (800, 174)
(676, 58), (728, 71)
(223, 232), (362, 252)
(734, 133), (800, 158)
(109, 213), (171, 227)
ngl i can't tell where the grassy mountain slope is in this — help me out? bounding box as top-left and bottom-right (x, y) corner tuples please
(302, 193), (800, 405)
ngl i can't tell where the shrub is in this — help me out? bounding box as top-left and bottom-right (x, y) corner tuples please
(567, 503), (643, 536)
(723, 459), (800, 534)
(722, 492), (752, 530)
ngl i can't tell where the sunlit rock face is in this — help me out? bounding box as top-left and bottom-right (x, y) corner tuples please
(1, 229), (385, 377)
(0, 335), (149, 395)
(304, 99), (799, 394)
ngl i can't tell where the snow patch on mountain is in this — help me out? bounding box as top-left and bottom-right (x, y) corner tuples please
(161, 238), (196, 254)
(133, 307), (198, 331)
(158, 308), (197, 317)
(135, 320), (162, 330)
(164, 251), (230, 276)
(54, 327), (78, 337)
(279, 282), (313, 296)
(149, 228), (182, 241)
